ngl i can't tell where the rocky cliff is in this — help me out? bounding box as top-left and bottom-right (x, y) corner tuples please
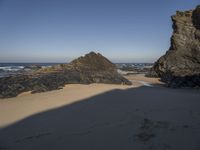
(0, 52), (131, 98)
(152, 5), (200, 87)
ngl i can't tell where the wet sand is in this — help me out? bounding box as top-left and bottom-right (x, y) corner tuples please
(0, 74), (200, 150)
(124, 74), (164, 85)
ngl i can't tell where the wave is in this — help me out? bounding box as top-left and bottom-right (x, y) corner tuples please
(0, 66), (25, 72)
(0, 63), (60, 78)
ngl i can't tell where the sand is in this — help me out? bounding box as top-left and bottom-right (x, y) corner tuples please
(0, 84), (132, 128)
(0, 74), (200, 150)
(124, 74), (164, 85)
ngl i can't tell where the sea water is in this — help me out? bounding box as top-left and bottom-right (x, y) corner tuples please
(0, 63), (60, 78)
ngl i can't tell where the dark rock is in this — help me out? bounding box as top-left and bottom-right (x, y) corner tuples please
(0, 52), (131, 98)
(151, 5), (200, 87)
(145, 68), (159, 77)
(70, 52), (116, 71)
(69, 52), (131, 85)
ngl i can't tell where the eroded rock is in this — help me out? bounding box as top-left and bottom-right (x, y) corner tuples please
(151, 6), (200, 87)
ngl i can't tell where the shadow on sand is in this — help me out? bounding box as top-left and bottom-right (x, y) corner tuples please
(0, 86), (200, 150)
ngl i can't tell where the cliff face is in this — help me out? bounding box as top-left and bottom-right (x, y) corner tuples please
(152, 6), (200, 87)
(0, 52), (131, 98)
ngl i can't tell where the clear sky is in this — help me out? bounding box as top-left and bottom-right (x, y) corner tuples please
(0, 0), (199, 63)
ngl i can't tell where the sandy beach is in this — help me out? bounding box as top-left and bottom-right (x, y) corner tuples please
(0, 75), (200, 150)
(0, 83), (133, 128)
(1, 1), (200, 149)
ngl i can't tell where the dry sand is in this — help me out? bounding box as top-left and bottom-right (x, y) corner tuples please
(0, 84), (133, 128)
(0, 74), (200, 150)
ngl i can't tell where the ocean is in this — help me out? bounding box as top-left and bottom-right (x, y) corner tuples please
(0, 63), (61, 78)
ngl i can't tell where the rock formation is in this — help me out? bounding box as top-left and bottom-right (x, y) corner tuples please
(151, 5), (200, 87)
(0, 52), (131, 98)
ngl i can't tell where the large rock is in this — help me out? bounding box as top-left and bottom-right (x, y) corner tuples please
(0, 52), (131, 98)
(152, 5), (200, 87)
(70, 52), (116, 71)
(69, 52), (131, 84)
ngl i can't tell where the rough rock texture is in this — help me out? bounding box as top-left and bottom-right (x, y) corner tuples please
(151, 6), (200, 87)
(0, 52), (131, 98)
(71, 52), (116, 71)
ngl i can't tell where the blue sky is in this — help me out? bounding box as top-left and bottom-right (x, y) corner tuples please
(0, 0), (199, 63)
